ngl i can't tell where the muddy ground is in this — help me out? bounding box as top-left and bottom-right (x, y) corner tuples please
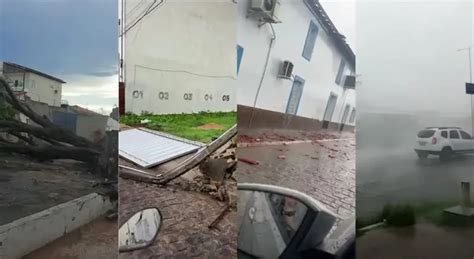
(0, 154), (111, 225)
(357, 221), (474, 259)
(25, 216), (118, 259)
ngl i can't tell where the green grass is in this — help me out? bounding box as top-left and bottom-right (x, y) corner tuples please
(120, 112), (236, 143)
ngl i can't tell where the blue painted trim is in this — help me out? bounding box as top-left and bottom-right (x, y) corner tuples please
(237, 45), (244, 75)
(286, 75), (305, 115)
(302, 21), (319, 61)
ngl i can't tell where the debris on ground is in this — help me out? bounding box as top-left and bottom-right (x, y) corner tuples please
(277, 155), (286, 159)
(238, 157), (260, 165)
(237, 131), (340, 144)
(208, 204), (231, 230)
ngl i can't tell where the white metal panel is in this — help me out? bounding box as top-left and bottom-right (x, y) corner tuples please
(119, 128), (203, 168)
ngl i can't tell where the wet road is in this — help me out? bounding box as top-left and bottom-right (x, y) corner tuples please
(236, 138), (356, 217)
(356, 148), (474, 218)
(25, 217), (118, 259)
(357, 222), (474, 259)
(0, 156), (106, 225)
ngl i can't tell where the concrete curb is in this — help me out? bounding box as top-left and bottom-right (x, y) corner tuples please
(237, 137), (354, 148)
(0, 193), (114, 258)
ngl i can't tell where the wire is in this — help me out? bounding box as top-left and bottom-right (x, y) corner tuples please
(125, 0), (147, 18)
(135, 64), (237, 80)
(121, 0), (165, 37)
(248, 22), (277, 128)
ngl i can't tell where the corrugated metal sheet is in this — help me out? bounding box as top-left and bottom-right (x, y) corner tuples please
(119, 128), (203, 168)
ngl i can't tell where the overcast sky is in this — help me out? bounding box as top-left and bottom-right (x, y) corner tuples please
(355, 0), (473, 117)
(323, 0), (473, 117)
(0, 0), (118, 114)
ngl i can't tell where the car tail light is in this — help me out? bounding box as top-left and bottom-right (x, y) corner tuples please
(432, 137), (437, 144)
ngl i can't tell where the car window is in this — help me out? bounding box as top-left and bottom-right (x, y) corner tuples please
(441, 131), (448, 138)
(449, 130), (460, 139)
(460, 130), (472, 140)
(267, 193), (307, 244)
(417, 130), (435, 138)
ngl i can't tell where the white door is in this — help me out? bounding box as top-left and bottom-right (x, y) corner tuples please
(449, 130), (463, 150)
(459, 130), (474, 150)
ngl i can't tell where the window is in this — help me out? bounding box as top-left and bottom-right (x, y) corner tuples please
(14, 80), (18, 87)
(237, 45), (244, 75)
(349, 108), (356, 124)
(302, 21), (319, 61)
(460, 130), (472, 139)
(417, 130), (435, 138)
(441, 131), (448, 138)
(335, 59), (346, 85)
(449, 130), (460, 139)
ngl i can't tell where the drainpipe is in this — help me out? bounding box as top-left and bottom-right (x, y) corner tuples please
(248, 23), (276, 128)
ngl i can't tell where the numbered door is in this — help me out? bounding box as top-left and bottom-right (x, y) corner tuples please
(322, 93), (338, 129)
(286, 76), (305, 115)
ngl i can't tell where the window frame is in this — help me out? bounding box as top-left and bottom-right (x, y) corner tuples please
(449, 130), (460, 139)
(301, 20), (319, 61)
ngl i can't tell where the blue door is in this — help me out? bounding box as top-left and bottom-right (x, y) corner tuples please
(286, 76), (305, 115)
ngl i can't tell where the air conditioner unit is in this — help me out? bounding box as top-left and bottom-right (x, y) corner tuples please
(248, 0), (281, 23)
(343, 75), (356, 89)
(278, 60), (293, 79)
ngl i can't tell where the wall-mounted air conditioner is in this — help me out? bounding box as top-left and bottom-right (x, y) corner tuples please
(343, 75), (356, 89)
(278, 60), (293, 79)
(248, 0), (281, 24)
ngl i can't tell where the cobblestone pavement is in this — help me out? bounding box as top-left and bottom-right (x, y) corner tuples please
(119, 178), (237, 259)
(236, 137), (356, 217)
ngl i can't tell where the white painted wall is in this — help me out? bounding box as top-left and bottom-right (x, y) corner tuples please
(237, 0), (356, 126)
(24, 72), (63, 107)
(0, 193), (114, 259)
(3, 69), (63, 107)
(124, 0), (237, 114)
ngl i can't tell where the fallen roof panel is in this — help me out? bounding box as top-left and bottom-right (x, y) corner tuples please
(119, 128), (203, 168)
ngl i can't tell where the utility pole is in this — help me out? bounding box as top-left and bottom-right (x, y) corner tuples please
(458, 46), (473, 136)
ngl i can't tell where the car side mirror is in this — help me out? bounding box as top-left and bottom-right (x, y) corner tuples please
(237, 183), (338, 259)
(119, 208), (161, 252)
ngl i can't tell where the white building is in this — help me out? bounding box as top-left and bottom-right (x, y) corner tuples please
(121, 0), (237, 115)
(1, 61), (65, 107)
(237, 0), (356, 131)
(121, 0), (356, 131)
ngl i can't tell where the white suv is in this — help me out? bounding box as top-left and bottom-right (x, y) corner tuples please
(414, 127), (474, 161)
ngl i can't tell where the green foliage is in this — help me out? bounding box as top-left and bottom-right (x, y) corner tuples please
(0, 101), (15, 120)
(120, 112), (236, 143)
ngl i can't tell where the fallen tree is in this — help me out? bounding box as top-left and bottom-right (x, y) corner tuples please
(0, 76), (112, 175)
